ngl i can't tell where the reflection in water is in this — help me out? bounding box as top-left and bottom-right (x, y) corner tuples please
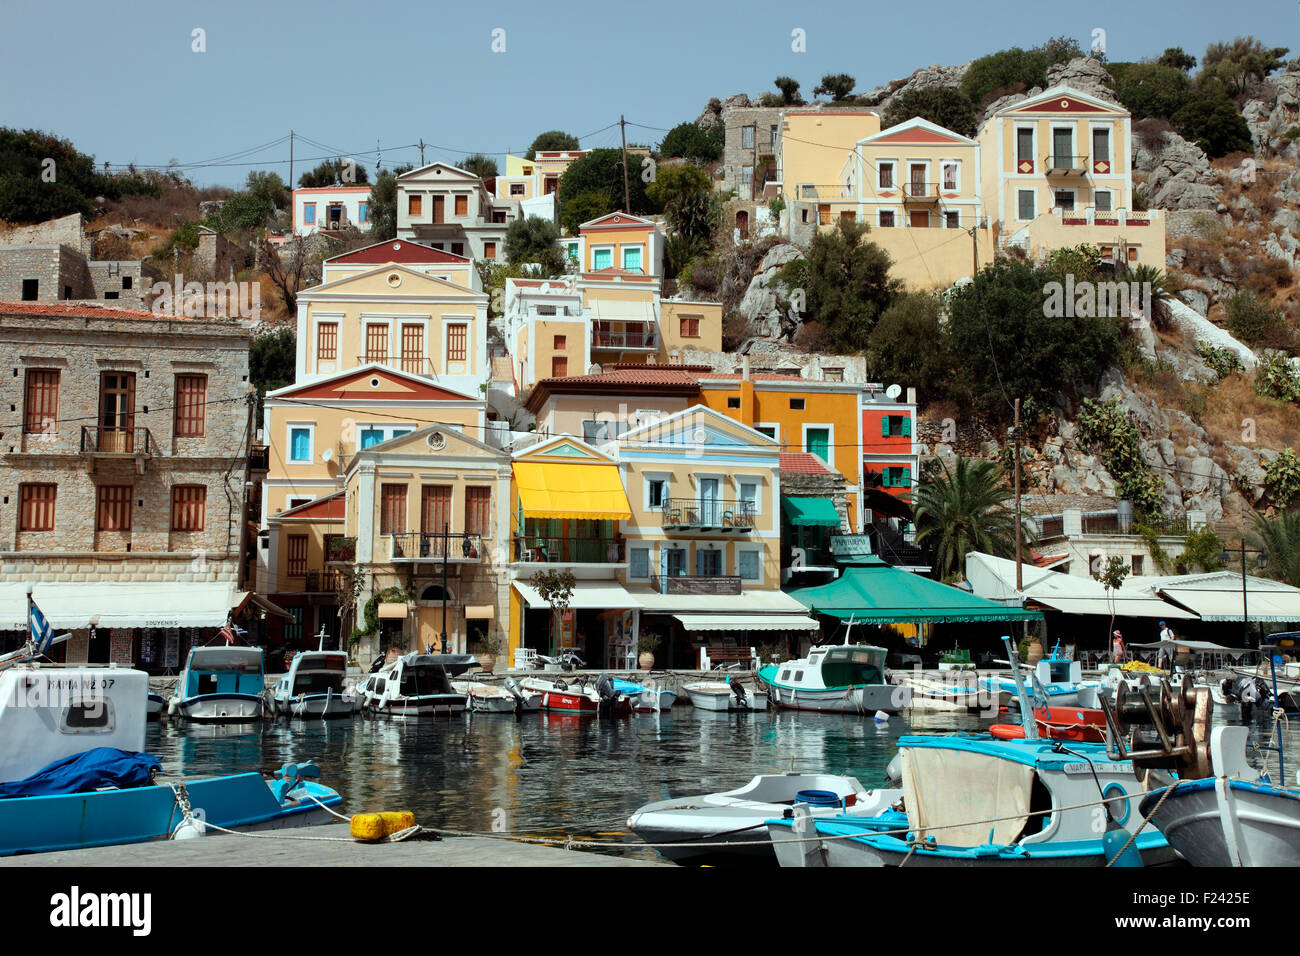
(147, 706), (1298, 860)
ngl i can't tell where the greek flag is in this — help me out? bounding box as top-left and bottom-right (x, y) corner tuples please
(29, 601), (52, 654)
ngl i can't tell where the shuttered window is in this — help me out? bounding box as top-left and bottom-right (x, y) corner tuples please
(96, 485), (132, 532)
(454, 195), (468, 216)
(679, 316), (700, 338)
(317, 322), (338, 360)
(464, 487), (491, 536)
(366, 324), (389, 363)
(401, 324), (424, 374)
(23, 369), (59, 434)
(381, 484), (407, 535)
(421, 485), (452, 534)
(19, 483), (56, 531)
(171, 485), (206, 531)
(173, 374), (207, 437)
(447, 323), (467, 362)
(287, 535), (308, 576)
(408, 195), (422, 216)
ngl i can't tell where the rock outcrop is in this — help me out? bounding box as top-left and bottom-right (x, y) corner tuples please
(1133, 129), (1220, 210)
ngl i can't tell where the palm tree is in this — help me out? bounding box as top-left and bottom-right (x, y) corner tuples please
(911, 456), (1037, 581)
(1249, 510), (1300, 587)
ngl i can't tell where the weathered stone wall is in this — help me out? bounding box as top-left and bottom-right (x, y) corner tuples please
(0, 213), (89, 256)
(719, 106), (783, 200)
(780, 470), (850, 531)
(87, 260), (158, 308)
(0, 245), (94, 301)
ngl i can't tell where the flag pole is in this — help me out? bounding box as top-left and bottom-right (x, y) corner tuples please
(24, 584), (34, 659)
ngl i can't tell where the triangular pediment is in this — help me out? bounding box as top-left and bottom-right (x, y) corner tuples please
(356, 423), (503, 461)
(861, 117), (975, 147)
(1003, 85), (1126, 116)
(269, 365), (480, 403)
(579, 212), (655, 231)
(301, 262), (484, 299)
(514, 435), (615, 463)
(619, 404), (779, 450)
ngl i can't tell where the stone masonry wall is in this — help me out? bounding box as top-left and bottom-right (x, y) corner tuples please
(0, 214), (89, 257)
(0, 245), (94, 301)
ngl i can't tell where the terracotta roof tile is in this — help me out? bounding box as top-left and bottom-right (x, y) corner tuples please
(780, 452), (832, 475)
(537, 367), (701, 388)
(0, 301), (164, 320)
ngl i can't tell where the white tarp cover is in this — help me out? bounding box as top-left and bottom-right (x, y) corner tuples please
(512, 581), (638, 610)
(0, 582), (240, 631)
(901, 746), (1035, 847)
(674, 613), (820, 632)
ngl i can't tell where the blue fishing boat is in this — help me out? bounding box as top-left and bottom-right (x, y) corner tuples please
(980, 641), (1102, 708)
(169, 646), (266, 722)
(612, 678), (676, 711)
(0, 663), (343, 856)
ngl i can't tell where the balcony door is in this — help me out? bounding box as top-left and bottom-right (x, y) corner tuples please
(99, 372), (135, 453)
(698, 477), (719, 526)
(909, 164), (927, 196)
(1052, 128), (1073, 168)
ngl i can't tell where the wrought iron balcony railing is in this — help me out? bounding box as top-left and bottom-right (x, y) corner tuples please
(387, 531), (485, 562)
(80, 426), (154, 456)
(660, 497), (755, 532)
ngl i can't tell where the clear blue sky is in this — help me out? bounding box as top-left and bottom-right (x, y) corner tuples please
(3, 0), (1294, 188)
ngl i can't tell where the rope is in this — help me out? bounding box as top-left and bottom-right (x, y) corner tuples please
(1104, 780), (1181, 868)
(301, 790), (352, 823)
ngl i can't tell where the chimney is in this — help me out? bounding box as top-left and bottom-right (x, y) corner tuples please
(741, 355), (751, 381)
(906, 387), (916, 406)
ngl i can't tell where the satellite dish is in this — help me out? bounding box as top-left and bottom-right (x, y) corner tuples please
(320, 448), (333, 463)
(885, 384), (902, 400)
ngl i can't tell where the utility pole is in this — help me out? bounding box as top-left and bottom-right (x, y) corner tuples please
(441, 522), (450, 654)
(1013, 397), (1023, 592)
(419, 139), (426, 166)
(619, 115), (631, 213)
(288, 130), (294, 191)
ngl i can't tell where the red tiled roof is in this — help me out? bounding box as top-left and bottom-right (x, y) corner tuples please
(325, 239), (469, 265)
(698, 372), (808, 383)
(539, 367), (701, 387)
(0, 301), (165, 320)
(279, 492), (345, 520)
(780, 453), (832, 475)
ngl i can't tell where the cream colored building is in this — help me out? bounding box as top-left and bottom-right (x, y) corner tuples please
(495, 150), (587, 202)
(321, 238), (480, 290)
(778, 108), (881, 207)
(396, 162), (517, 261)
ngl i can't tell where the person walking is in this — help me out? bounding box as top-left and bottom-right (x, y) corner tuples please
(1111, 629), (1126, 665)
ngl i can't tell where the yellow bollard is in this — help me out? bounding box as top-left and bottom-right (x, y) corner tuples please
(350, 811), (416, 842)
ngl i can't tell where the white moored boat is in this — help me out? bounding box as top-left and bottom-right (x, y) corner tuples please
(169, 646), (266, 723)
(628, 773), (897, 863)
(683, 679), (767, 711)
(456, 677), (541, 714)
(359, 654), (468, 718)
(271, 650), (353, 719)
(759, 645), (910, 714)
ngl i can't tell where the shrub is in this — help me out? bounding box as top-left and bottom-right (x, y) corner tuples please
(1197, 342), (1245, 379)
(881, 86), (978, 137)
(1254, 350), (1300, 402)
(1225, 290), (1288, 346)
(683, 255), (722, 297)
(721, 310), (751, 351)
(793, 320), (827, 351)
(866, 292), (956, 403)
(657, 122), (724, 162)
(1077, 397), (1165, 516)
(1264, 448), (1300, 507)
(1108, 63), (1191, 120)
(960, 47), (1049, 106)
(1171, 90), (1253, 158)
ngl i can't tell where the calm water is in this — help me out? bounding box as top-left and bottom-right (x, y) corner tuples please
(146, 705), (1298, 862)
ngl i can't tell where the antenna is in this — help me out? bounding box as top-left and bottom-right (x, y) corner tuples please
(320, 448), (333, 463)
(885, 384), (902, 400)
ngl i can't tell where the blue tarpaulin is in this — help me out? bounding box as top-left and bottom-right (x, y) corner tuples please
(0, 748), (161, 799)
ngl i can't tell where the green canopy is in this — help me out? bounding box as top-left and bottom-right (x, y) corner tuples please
(781, 496), (841, 527)
(788, 558), (1044, 624)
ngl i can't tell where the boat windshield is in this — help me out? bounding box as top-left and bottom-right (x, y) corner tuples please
(821, 650), (884, 687)
(291, 672), (346, 695)
(399, 666), (453, 697)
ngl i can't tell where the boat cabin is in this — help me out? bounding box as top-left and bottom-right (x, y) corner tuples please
(367, 654), (457, 700)
(0, 665), (148, 783)
(777, 645), (887, 690)
(182, 647), (265, 699)
(284, 652), (347, 697)
(1035, 656), (1082, 687)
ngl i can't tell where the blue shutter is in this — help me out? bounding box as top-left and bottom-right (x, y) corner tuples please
(658, 547), (668, 592)
(291, 428), (310, 460)
(901, 467), (911, 487)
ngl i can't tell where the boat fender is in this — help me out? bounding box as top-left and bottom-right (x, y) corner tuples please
(351, 811), (417, 842)
(172, 815), (206, 840)
(885, 755), (902, 783)
(873, 710), (889, 723)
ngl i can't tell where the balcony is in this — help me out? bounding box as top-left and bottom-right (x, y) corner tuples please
(354, 355), (443, 376)
(590, 324), (658, 351)
(1044, 154), (1089, 176)
(512, 535), (625, 564)
(80, 426), (154, 474)
(386, 531), (484, 563)
(249, 444), (270, 473)
(660, 498), (755, 534)
(324, 536), (356, 564)
(650, 573), (742, 596)
(902, 181), (940, 203)
(305, 569), (341, 594)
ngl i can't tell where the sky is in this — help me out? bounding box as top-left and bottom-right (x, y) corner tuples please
(2, 0), (1296, 189)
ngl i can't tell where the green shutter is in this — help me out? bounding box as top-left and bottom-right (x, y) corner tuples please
(901, 417), (911, 437)
(880, 417), (889, 437)
(901, 467), (911, 486)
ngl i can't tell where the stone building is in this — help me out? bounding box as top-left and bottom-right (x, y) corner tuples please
(0, 213), (161, 308)
(0, 301), (255, 666)
(718, 106), (784, 200)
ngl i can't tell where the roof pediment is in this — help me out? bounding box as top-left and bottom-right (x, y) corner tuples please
(269, 365), (480, 403)
(861, 118), (975, 147)
(1002, 86), (1126, 116)
(301, 262), (483, 299)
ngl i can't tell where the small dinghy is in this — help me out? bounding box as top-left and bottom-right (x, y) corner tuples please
(613, 678), (676, 711)
(458, 678), (541, 714)
(683, 678), (766, 711)
(628, 773), (896, 864)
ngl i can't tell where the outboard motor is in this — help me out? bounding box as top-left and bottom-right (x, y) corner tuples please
(369, 653), (386, 674)
(731, 680), (749, 709)
(595, 673), (619, 718)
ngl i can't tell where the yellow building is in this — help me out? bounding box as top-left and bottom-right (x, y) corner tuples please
(321, 239), (480, 290)
(977, 85), (1165, 268)
(495, 150), (587, 202)
(778, 108), (881, 206)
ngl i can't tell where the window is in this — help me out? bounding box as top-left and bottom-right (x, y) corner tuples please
(882, 466), (912, 488)
(451, 242), (464, 257)
(878, 210), (895, 227)
(317, 322), (338, 361)
(592, 247), (613, 270)
(1016, 128), (1034, 166)
(122, 276), (132, 290)
(1017, 189), (1036, 221)
(510, 183), (525, 196)
(464, 487), (491, 536)
(171, 486), (206, 532)
(565, 242), (579, 263)
(421, 485), (452, 534)
(806, 427), (830, 464)
(491, 211), (507, 224)
(647, 478), (667, 509)
(878, 163), (894, 189)
(622, 246), (642, 271)
(741, 126), (754, 148)
(401, 324), (424, 374)
(789, 398), (805, 410)
(697, 548), (722, 576)
(583, 419), (628, 442)
(769, 125), (778, 146)
(738, 549), (760, 581)
(287, 535), (308, 577)
(408, 195), (422, 216)
(1054, 190), (1075, 211)
(303, 204), (316, 224)
(359, 202), (369, 223)
(357, 424), (415, 449)
(381, 484), (407, 535)
(1092, 127), (1110, 167)
(679, 315), (700, 338)
(1052, 128), (1073, 167)
(823, 368), (843, 382)
(173, 374), (206, 438)
(551, 355), (568, 377)
(18, 484), (56, 532)
(1095, 190), (1112, 212)
(104, 291), (118, 300)
(738, 480), (759, 515)
(942, 162), (958, 191)
(454, 195), (468, 217)
(665, 547), (687, 576)
(289, 426), (312, 462)
(944, 211), (960, 229)
(21, 279), (37, 301)
(881, 415), (912, 437)
(553, 334), (566, 350)
(447, 323), (468, 362)
(483, 241), (497, 259)
(1131, 554), (1144, 576)
(727, 396), (740, 409)
(365, 323), (389, 363)
(629, 547), (650, 579)
(96, 485), (132, 532)
(23, 369), (59, 434)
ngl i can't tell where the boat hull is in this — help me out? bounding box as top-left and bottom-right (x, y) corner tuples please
(364, 694), (467, 719)
(763, 682), (908, 714)
(471, 693), (541, 714)
(176, 694), (264, 723)
(0, 773), (342, 857)
(684, 684), (767, 711)
(277, 692), (355, 719)
(1141, 779), (1300, 867)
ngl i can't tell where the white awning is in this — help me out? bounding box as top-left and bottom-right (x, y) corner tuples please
(512, 580), (639, 610)
(1156, 588), (1300, 622)
(589, 298), (655, 323)
(0, 582), (241, 631)
(1027, 596), (1197, 620)
(675, 613), (820, 632)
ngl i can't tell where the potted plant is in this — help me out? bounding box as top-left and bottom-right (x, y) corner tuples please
(637, 632), (661, 670)
(471, 633), (503, 674)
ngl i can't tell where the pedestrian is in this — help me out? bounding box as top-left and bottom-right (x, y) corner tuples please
(1111, 629), (1126, 665)
(1158, 620), (1174, 643)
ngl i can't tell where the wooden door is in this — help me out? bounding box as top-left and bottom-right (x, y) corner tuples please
(432, 196), (445, 224)
(99, 372), (135, 452)
(909, 210), (930, 228)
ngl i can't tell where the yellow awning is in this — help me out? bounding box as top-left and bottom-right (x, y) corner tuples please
(512, 461), (632, 520)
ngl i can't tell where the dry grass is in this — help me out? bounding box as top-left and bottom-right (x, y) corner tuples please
(1201, 374), (1300, 454)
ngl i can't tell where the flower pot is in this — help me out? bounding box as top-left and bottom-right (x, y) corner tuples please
(1025, 641), (1044, 666)
(476, 653), (497, 675)
(638, 652), (655, 670)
